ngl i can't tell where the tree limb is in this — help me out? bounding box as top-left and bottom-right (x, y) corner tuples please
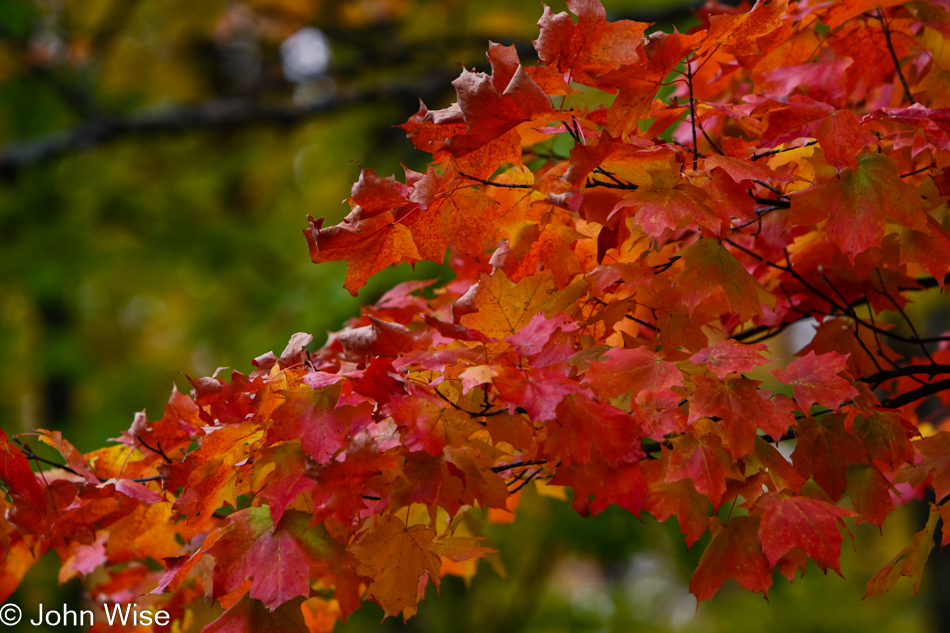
(0, 75), (454, 177)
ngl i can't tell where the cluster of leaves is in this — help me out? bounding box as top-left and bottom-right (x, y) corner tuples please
(3, 0), (950, 629)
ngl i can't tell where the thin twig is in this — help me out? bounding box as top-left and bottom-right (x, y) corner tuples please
(874, 269), (935, 364)
(900, 163), (935, 178)
(587, 178), (638, 190)
(509, 468), (543, 493)
(878, 378), (950, 408)
(858, 364), (950, 384)
(685, 56), (700, 170)
(873, 9), (915, 104)
(625, 314), (660, 332)
(137, 435), (172, 463)
(433, 387), (491, 424)
(13, 437), (165, 484)
(458, 171), (533, 189)
(751, 140), (817, 161)
(0, 76), (455, 176)
(491, 459), (548, 473)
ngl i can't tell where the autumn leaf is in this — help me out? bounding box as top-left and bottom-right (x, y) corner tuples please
(674, 238), (776, 321)
(642, 458), (710, 547)
(664, 431), (739, 508)
(689, 339), (771, 379)
(846, 462), (894, 527)
(445, 67), (555, 157)
(792, 414), (867, 501)
(787, 153), (929, 259)
(581, 346), (683, 401)
(547, 394), (643, 468)
(460, 270), (587, 339)
(611, 180), (725, 238)
(349, 168), (413, 218)
(748, 437), (805, 494)
(690, 516), (773, 602)
(762, 58), (853, 106)
(533, 0), (649, 85)
(551, 456), (647, 518)
(771, 351), (859, 413)
(702, 0), (789, 55)
(689, 375), (790, 459)
(798, 317), (897, 377)
(206, 508), (277, 602)
(173, 423), (263, 530)
(265, 382), (354, 464)
(245, 524), (312, 609)
(386, 387), (486, 456)
(893, 431), (950, 503)
(851, 411), (915, 468)
(252, 443), (316, 524)
(0, 430), (44, 508)
(759, 97), (877, 172)
(203, 595), (309, 633)
(864, 505), (940, 597)
(351, 514), (442, 618)
(304, 214), (421, 296)
(494, 364), (580, 422)
(400, 175), (500, 262)
(818, 0), (909, 29)
(755, 490), (855, 573)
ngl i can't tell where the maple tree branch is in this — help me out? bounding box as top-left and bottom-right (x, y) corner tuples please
(14, 439), (82, 477)
(900, 163), (935, 178)
(491, 460), (548, 473)
(873, 10), (916, 105)
(825, 313), (950, 347)
(458, 171), (533, 189)
(137, 435), (172, 464)
(873, 269), (936, 363)
(587, 177), (638, 190)
(699, 123), (724, 156)
(878, 378), (950, 409)
(561, 119), (583, 144)
(0, 76), (454, 177)
(12, 436), (163, 484)
(853, 326), (886, 375)
(590, 296), (660, 332)
(725, 239), (843, 312)
(735, 319), (797, 344)
(433, 387), (496, 423)
(753, 180), (790, 200)
(749, 194), (791, 209)
(860, 296), (930, 385)
(593, 167), (629, 187)
(759, 429), (798, 444)
(625, 313), (660, 332)
(750, 140), (817, 161)
(509, 468), (544, 493)
(685, 57), (700, 170)
(822, 273), (855, 317)
(650, 256), (680, 274)
(731, 206), (781, 233)
(857, 364), (950, 385)
(669, 138), (707, 160)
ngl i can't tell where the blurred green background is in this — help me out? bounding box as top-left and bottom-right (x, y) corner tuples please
(0, 0), (942, 630)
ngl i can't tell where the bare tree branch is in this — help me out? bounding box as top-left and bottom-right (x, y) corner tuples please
(878, 378), (950, 409)
(0, 75), (454, 177)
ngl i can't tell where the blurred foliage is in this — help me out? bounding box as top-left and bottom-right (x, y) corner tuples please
(0, 0), (938, 631)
